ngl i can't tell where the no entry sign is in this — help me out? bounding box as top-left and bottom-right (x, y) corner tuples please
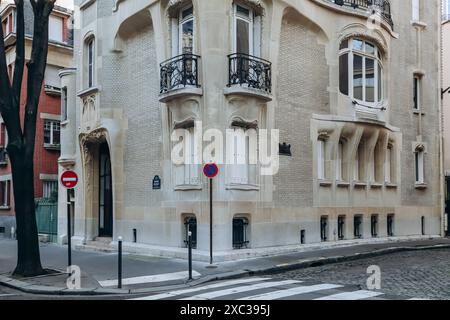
(203, 163), (219, 179)
(61, 170), (79, 189)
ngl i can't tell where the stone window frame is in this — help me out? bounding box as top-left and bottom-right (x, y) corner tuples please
(414, 144), (425, 185)
(317, 131), (331, 183)
(172, 119), (201, 189)
(226, 118), (259, 189)
(339, 37), (384, 109)
(83, 33), (96, 90)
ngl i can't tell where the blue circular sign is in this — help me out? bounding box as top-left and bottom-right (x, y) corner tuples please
(203, 163), (219, 179)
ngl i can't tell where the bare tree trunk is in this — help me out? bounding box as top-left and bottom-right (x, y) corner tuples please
(0, 0), (56, 277)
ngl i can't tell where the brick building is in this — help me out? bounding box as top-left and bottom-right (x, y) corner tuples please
(60, 0), (444, 260)
(0, 0), (73, 238)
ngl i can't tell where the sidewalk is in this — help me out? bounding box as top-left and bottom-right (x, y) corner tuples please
(0, 236), (449, 296)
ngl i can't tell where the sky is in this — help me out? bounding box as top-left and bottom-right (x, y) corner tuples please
(0, 0), (74, 10)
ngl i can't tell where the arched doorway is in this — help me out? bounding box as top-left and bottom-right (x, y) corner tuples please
(99, 143), (113, 237)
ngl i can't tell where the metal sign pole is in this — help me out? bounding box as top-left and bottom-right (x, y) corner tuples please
(67, 188), (72, 267)
(210, 178), (213, 265)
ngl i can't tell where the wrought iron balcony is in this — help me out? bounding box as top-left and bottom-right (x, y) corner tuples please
(160, 54), (201, 94)
(228, 53), (272, 95)
(330, 0), (393, 29)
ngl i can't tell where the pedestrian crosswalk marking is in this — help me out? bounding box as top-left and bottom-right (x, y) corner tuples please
(315, 290), (384, 300)
(129, 277), (421, 301)
(99, 270), (201, 287)
(178, 280), (301, 300)
(238, 283), (343, 300)
(131, 277), (271, 300)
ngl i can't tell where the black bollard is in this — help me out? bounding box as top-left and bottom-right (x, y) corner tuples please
(118, 236), (123, 289)
(188, 231), (193, 281)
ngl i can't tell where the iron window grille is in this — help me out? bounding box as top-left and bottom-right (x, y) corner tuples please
(354, 216), (363, 239)
(320, 217), (328, 242)
(160, 54), (200, 94)
(233, 218), (249, 249)
(387, 214), (394, 236)
(338, 216), (345, 240)
(184, 217), (197, 249)
(371, 215), (378, 237)
(228, 53), (272, 94)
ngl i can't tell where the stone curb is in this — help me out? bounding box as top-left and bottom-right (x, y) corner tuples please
(1, 244), (449, 296)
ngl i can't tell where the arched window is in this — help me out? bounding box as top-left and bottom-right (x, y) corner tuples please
(85, 37), (95, 88)
(339, 38), (384, 106)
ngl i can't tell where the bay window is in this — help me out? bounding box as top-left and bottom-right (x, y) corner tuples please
(339, 38), (384, 107)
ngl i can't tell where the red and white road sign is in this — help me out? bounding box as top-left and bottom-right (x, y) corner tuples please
(61, 170), (79, 189)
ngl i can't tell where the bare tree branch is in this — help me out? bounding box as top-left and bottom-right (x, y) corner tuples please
(0, 9), (12, 116)
(23, 0), (56, 157)
(12, 0), (25, 102)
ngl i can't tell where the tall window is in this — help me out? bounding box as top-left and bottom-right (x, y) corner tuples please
(318, 139), (326, 180)
(174, 125), (200, 186)
(338, 216), (345, 240)
(87, 38), (95, 88)
(0, 180), (11, 208)
(339, 38), (383, 106)
(385, 145), (393, 183)
(233, 4), (253, 56)
(229, 126), (254, 185)
(371, 215), (378, 238)
(49, 15), (63, 42)
(0, 123), (6, 148)
(412, 0), (420, 21)
(179, 5), (194, 54)
(413, 76), (421, 110)
(43, 180), (58, 199)
(336, 141), (344, 181)
(387, 214), (395, 236)
(320, 216), (328, 242)
(354, 215), (363, 239)
(61, 87), (68, 122)
(44, 120), (61, 147)
(415, 147), (425, 183)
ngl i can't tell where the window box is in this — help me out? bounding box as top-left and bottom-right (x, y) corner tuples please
(226, 183), (260, 191)
(319, 180), (333, 187)
(44, 143), (61, 151)
(174, 184), (202, 191)
(370, 182), (383, 189)
(353, 181), (367, 188)
(336, 181), (350, 188)
(44, 85), (61, 96)
(385, 182), (398, 189)
(415, 182), (428, 190)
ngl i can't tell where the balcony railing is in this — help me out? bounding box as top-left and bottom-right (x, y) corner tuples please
(228, 53), (272, 94)
(160, 54), (201, 94)
(330, 0), (394, 29)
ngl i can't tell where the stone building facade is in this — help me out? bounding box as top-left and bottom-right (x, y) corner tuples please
(60, 0), (444, 260)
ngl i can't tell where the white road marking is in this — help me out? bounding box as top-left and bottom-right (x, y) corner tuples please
(99, 270), (201, 287)
(178, 280), (301, 300)
(239, 283), (343, 300)
(131, 278), (271, 301)
(315, 290), (384, 300)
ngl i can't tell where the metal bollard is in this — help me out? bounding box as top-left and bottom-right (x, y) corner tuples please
(188, 231), (193, 281)
(118, 236), (123, 289)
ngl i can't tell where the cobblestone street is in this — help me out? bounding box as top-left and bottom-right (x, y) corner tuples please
(270, 249), (450, 300)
